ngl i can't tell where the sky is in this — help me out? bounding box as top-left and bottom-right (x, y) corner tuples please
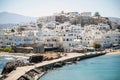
(0, 0), (120, 18)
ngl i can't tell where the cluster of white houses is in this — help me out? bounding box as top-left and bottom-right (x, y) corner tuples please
(0, 12), (120, 52)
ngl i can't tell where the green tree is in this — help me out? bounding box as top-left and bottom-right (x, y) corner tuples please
(94, 12), (101, 25)
(93, 43), (101, 49)
(11, 29), (15, 32)
(3, 47), (12, 52)
(94, 12), (100, 17)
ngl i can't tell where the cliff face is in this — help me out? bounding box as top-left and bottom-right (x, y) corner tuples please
(1, 60), (25, 75)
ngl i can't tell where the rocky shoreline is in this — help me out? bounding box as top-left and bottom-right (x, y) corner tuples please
(0, 50), (119, 80)
(1, 51), (107, 80)
(0, 52), (62, 80)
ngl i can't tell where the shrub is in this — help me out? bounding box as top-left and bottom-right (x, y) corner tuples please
(3, 47), (12, 52)
(93, 43), (101, 49)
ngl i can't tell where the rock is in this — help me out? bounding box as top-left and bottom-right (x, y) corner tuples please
(29, 55), (44, 63)
(42, 56), (48, 61)
(76, 58), (80, 61)
(66, 61), (74, 65)
(1, 60), (25, 75)
(0, 74), (7, 80)
(53, 62), (63, 67)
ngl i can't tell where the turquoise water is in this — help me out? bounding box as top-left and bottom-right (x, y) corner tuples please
(0, 55), (29, 74)
(40, 54), (120, 80)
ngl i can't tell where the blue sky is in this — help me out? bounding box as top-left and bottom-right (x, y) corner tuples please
(0, 0), (120, 17)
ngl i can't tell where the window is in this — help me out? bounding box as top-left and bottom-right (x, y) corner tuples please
(66, 39), (69, 41)
(68, 34), (73, 36)
(106, 36), (110, 38)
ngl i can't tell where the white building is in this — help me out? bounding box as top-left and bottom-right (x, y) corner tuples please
(95, 30), (120, 48)
(1, 12), (120, 52)
(82, 24), (120, 48)
(81, 12), (92, 17)
(41, 28), (60, 49)
(97, 23), (110, 30)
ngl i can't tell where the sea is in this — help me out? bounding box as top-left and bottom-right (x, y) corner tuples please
(0, 55), (29, 75)
(40, 54), (120, 80)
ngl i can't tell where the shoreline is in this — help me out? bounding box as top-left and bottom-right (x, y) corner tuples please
(0, 50), (119, 80)
(0, 49), (120, 57)
(0, 52), (37, 57)
(105, 49), (120, 55)
(2, 52), (106, 80)
(36, 50), (120, 80)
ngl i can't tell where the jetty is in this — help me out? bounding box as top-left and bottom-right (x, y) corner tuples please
(4, 52), (106, 80)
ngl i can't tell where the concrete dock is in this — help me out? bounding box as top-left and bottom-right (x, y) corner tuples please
(4, 52), (106, 80)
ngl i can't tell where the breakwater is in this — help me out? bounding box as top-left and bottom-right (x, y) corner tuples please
(4, 52), (106, 80)
(40, 53), (120, 80)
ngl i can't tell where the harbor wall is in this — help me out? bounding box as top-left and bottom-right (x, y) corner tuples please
(4, 52), (106, 80)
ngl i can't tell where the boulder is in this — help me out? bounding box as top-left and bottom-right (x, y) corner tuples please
(29, 55), (44, 63)
(76, 58), (80, 61)
(1, 60), (25, 75)
(53, 62), (64, 67)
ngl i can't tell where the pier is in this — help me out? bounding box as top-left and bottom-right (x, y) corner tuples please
(4, 52), (106, 80)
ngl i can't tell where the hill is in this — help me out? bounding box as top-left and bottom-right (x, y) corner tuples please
(0, 12), (37, 24)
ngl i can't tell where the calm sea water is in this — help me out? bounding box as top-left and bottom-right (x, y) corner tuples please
(40, 54), (120, 80)
(0, 55), (29, 74)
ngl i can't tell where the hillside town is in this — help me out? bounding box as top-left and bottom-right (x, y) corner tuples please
(0, 11), (120, 53)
